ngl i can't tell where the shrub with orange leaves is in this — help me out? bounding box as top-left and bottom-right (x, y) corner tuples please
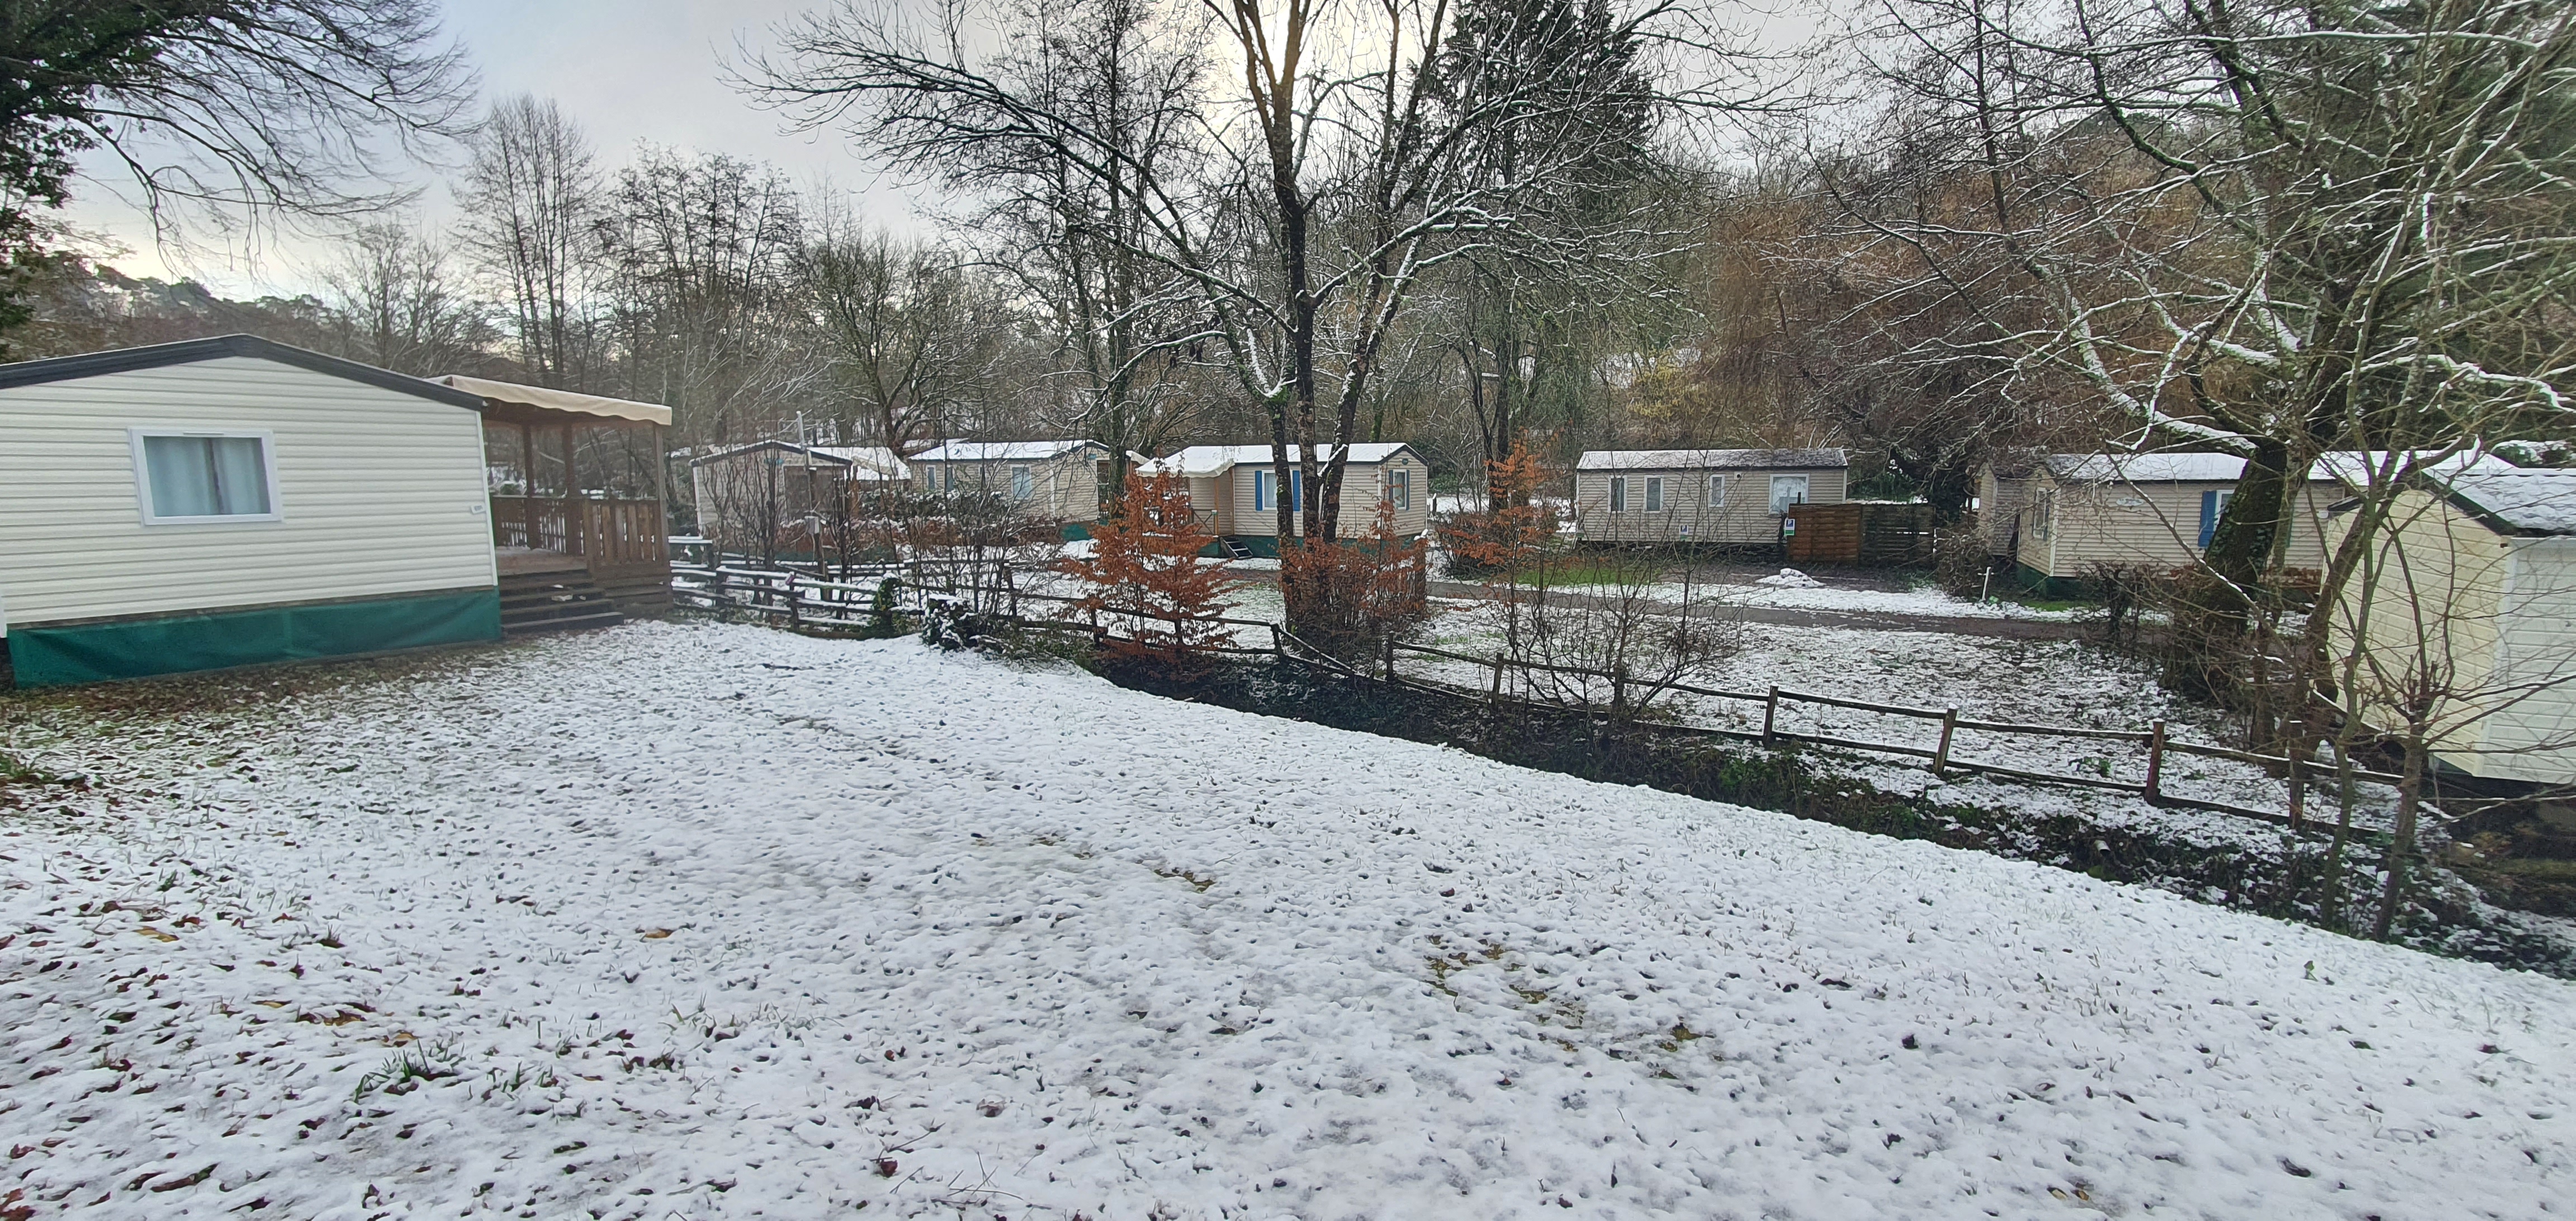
(1066, 470), (1239, 668)
(1279, 500), (1429, 665)
(1434, 441), (1556, 579)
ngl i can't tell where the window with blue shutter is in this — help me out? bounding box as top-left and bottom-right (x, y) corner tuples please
(2198, 489), (2233, 548)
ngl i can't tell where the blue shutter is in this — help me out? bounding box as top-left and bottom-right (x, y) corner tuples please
(1254, 470), (1270, 511)
(1291, 468), (1304, 507)
(2198, 490), (2218, 548)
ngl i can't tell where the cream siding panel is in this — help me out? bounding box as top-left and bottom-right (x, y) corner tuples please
(1214, 456), (1428, 538)
(1574, 467), (1846, 544)
(2020, 472), (2336, 578)
(2480, 537), (2576, 783)
(916, 449), (1106, 522)
(1979, 471), (2028, 554)
(0, 357), (495, 630)
(2324, 490), (2570, 782)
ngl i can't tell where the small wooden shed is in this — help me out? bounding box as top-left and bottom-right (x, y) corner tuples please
(0, 335), (502, 687)
(2327, 467), (2576, 785)
(1573, 448), (1849, 546)
(1134, 443), (1431, 555)
(910, 440), (1110, 527)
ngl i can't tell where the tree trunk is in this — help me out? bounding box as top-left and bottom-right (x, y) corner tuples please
(2372, 729), (2428, 941)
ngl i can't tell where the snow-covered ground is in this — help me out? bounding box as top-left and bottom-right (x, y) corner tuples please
(1595, 568), (2077, 622)
(5, 623), (2570, 1219)
(1413, 604), (2397, 847)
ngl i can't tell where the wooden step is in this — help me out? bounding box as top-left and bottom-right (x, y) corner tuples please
(498, 571), (626, 637)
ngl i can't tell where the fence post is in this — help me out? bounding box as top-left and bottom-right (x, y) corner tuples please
(2286, 753), (2305, 834)
(2144, 720), (2166, 804)
(787, 574), (801, 629)
(713, 567), (730, 610)
(1489, 653), (1504, 707)
(1763, 686), (1779, 745)
(1383, 633), (1396, 683)
(1271, 623), (1285, 662)
(1933, 708), (1958, 779)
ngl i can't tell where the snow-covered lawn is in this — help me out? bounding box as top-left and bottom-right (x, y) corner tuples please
(1410, 604), (2392, 848)
(1617, 569), (2078, 622)
(5, 622), (2570, 1219)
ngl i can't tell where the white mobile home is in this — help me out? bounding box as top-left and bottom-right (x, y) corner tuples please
(1135, 444), (1431, 554)
(0, 335), (502, 687)
(2011, 451), (2514, 590)
(911, 440), (1110, 527)
(1573, 448), (1850, 545)
(2327, 467), (2576, 785)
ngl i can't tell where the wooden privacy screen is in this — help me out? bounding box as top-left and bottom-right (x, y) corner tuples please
(1782, 503), (1935, 565)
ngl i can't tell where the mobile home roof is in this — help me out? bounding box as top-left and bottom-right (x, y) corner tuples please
(1576, 448), (1848, 471)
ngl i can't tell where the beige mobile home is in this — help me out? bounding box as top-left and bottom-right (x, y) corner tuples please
(0, 335), (503, 687)
(1135, 444), (1430, 555)
(911, 440), (1110, 526)
(2010, 451), (2516, 589)
(2326, 467), (2576, 785)
(688, 441), (911, 556)
(1573, 449), (1849, 545)
(2011, 452), (2357, 589)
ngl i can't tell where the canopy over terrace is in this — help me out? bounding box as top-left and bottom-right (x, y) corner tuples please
(437, 376), (674, 606)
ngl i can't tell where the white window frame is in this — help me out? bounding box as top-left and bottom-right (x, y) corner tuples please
(1387, 467), (1412, 510)
(1254, 468), (1275, 512)
(1608, 475), (1629, 513)
(1644, 476), (1665, 513)
(1768, 474), (1810, 515)
(1010, 464), (1034, 502)
(1707, 474), (1725, 508)
(129, 428), (283, 525)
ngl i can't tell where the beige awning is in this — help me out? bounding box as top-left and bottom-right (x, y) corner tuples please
(436, 374), (674, 427)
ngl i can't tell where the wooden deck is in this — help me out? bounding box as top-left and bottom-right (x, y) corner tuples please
(491, 494), (671, 617)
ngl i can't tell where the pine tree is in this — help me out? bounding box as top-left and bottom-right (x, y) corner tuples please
(1067, 471), (1239, 668)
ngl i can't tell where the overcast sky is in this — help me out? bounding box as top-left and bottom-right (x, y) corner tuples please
(68, 0), (921, 295)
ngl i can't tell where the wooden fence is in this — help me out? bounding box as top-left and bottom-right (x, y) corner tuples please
(1781, 502), (1936, 565)
(669, 561), (2398, 840)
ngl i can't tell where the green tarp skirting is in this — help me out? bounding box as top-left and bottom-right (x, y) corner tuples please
(6, 588), (501, 688)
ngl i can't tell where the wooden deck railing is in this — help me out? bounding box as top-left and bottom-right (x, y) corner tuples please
(492, 495), (668, 566)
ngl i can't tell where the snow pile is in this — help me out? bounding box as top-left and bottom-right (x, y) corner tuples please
(4, 622), (2570, 1219)
(1755, 567), (1823, 588)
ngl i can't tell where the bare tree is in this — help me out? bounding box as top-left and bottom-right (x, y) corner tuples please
(456, 95), (602, 387)
(801, 221), (1007, 453)
(312, 221), (493, 376)
(597, 147), (812, 449)
(752, 0), (1750, 632)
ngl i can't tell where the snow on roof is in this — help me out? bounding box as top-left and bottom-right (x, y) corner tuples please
(686, 441), (910, 479)
(810, 445), (910, 479)
(1137, 443), (1415, 477)
(2044, 452), (2246, 483)
(1575, 448), (1848, 471)
(911, 439), (1103, 462)
(2442, 467), (2576, 536)
(2050, 449), (2523, 488)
